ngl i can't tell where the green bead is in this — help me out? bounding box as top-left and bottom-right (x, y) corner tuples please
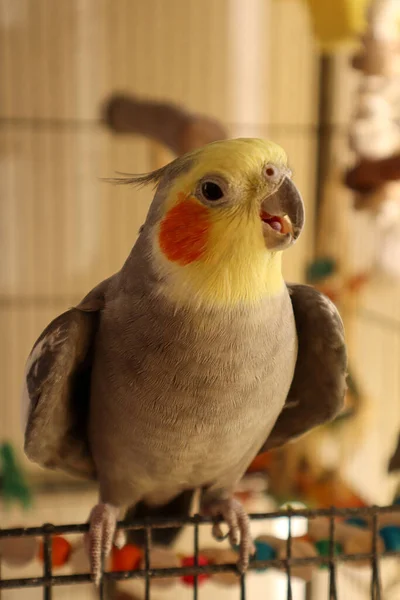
(306, 258), (336, 283)
(315, 539), (343, 568)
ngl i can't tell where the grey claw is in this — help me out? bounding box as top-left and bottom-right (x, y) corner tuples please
(203, 497), (254, 572)
(85, 503), (119, 586)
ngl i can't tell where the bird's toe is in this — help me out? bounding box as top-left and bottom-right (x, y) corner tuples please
(85, 503), (119, 586)
(202, 496), (253, 572)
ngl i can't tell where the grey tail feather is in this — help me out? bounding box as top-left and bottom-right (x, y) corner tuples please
(124, 489), (195, 547)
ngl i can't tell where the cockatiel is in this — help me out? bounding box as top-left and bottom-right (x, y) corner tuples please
(22, 138), (347, 584)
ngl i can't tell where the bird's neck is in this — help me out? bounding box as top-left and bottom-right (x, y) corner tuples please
(122, 226), (285, 310)
(152, 245), (284, 310)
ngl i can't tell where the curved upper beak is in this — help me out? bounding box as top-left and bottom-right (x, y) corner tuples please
(260, 177), (305, 250)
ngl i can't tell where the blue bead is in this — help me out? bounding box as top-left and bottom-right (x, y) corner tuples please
(252, 540), (276, 572)
(379, 525), (400, 551)
(231, 540), (277, 572)
(345, 517), (367, 529)
(393, 496), (400, 506)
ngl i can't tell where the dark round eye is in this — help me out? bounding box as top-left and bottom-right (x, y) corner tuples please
(201, 181), (224, 201)
(265, 164), (278, 179)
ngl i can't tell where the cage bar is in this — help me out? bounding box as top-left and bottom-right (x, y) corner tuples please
(0, 506), (399, 598)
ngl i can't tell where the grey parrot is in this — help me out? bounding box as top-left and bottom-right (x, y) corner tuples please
(22, 138), (347, 584)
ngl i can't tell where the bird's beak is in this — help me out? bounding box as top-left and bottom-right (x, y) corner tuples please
(259, 177), (304, 250)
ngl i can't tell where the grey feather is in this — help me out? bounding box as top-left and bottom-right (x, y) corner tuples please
(23, 279), (111, 479)
(260, 283), (347, 452)
(23, 279), (346, 533)
(105, 154), (195, 189)
(23, 230), (298, 503)
(88, 233), (297, 506)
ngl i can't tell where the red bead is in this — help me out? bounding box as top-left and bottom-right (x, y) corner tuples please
(181, 555), (209, 586)
(111, 544), (142, 572)
(38, 536), (71, 568)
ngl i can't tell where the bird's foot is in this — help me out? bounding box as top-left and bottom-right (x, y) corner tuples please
(201, 496), (255, 572)
(84, 503), (124, 586)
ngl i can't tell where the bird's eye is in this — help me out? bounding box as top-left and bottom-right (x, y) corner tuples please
(201, 181), (224, 201)
(264, 164), (279, 179)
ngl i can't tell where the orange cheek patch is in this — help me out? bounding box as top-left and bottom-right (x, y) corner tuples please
(159, 196), (211, 265)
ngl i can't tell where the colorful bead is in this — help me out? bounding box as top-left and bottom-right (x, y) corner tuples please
(345, 517), (367, 529)
(111, 544), (142, 572)
(181, 555), (209, 586)
(315, 539), (343, 567)
(379, 525), (400, 551)
(38, 536), (71, 568)
(252, 540), (276, 572)
(306, 258), (336, 282)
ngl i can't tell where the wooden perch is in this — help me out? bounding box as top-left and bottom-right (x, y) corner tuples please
(345, 154), (400, 195)
(388, 432), (400, 472)
(103, 93), (228, 155)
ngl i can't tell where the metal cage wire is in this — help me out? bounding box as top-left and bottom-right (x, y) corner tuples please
(1, 505), (400, 600)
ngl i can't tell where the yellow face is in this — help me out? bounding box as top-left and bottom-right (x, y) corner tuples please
(151, 138), (303, 308)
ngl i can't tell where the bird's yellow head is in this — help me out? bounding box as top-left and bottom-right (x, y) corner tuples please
(123, 138), (305, 308)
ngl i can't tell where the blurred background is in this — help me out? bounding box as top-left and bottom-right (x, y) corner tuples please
(1, 0), (400, 598)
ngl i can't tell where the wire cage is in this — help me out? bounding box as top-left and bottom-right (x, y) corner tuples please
(1, 505), (400, 599)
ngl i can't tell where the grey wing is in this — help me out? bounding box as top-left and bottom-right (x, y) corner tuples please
(22, 279), (110, 479)
(260, 283), (347, 452)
